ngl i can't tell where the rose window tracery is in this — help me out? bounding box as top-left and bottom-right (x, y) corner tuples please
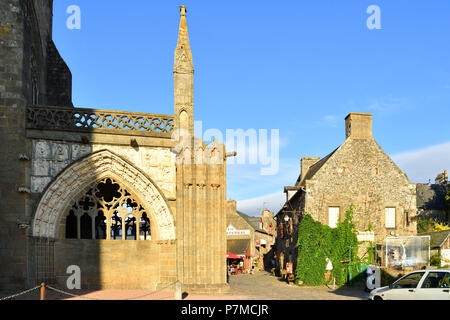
(65, 178), (152, 240)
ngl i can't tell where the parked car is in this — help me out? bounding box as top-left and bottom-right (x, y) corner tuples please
(369, 269), (450, 300)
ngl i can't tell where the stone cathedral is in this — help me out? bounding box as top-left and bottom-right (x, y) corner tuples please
(0, 1), (229, 293)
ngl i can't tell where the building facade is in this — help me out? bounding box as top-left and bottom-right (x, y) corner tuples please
(0, 2), (229, 294)
(275, 113), (418, 271)
(226, 200), (276, 271)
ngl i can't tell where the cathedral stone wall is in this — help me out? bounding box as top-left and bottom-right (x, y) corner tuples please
(30, 139), (176, 200)
(1, 3), (229, 294)
(0, 0), (31, 290)
(54, 240), (177, 290)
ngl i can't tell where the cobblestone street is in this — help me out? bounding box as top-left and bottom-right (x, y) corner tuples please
(1, 271), (370, 300)
(225, 271), (370, 300)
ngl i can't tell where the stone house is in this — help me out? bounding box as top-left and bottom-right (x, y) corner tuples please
(0, 3), (231, 294)
(420, 230), (450, 266)
(416, 183), (448, 225)
(226, 200), (276, 271)
(275, 113), (418, 272)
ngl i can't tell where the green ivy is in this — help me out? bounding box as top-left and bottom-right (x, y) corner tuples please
(295, 205), (360, 286)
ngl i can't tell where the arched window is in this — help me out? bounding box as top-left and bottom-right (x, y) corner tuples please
(95, 211), (107, 240)
(140, 213), (151, 240)
(125, 214), (136, 240)
(64, 177), (151, 241)
(110, 211), (122, 240)
(80, 212), (92, 239)
(66, 210), (77, 239)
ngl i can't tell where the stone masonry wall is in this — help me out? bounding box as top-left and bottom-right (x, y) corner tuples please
(30, 139), (176, 200)
(54, 239), (177, 290)
(305, 138), (417, 244)
(0, 0), (29, 290)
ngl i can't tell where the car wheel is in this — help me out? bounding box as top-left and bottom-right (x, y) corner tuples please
(373, 296), (383, 301)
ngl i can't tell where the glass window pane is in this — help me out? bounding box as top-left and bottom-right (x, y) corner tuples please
(393, 272), (424, 289)
(421, 272), (449, 289)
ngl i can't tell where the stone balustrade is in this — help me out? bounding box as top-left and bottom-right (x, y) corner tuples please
(26, 105), (175, 138)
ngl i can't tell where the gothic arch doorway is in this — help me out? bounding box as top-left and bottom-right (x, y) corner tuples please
(32, 150), (175, 240)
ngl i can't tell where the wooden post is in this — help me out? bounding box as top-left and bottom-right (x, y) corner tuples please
(174, 281), (182, 300)
(40, 283), (46, 300)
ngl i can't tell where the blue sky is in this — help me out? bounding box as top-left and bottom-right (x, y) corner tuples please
(53, 1), (450, 215)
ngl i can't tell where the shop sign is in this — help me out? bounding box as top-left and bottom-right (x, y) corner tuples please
(227, 225), (250, 236)
(357, 231), (375, 242)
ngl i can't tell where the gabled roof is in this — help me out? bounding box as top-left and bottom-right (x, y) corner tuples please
(236, 211), (267, 234)
(295, 137), (412, 190)
(295, 147), (339, 187)
(416, 184), (447, 210)
(420, 230), (450, 249)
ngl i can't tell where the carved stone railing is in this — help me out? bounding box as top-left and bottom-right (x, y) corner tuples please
(26, 105), (175, 138)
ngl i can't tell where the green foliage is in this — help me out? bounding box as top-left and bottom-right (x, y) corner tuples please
(295, 205), (360, 287)
(430, 253), (442, 268)
(417, 218), (433, 234)
(295, 214), (328, 286)
(418, 218), (450, 233)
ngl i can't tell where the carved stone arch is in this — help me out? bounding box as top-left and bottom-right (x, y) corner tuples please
(32, 149), (175, 240)
(205, 140), (224, 165)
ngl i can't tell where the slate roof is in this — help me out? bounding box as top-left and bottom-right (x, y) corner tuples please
(295, 148), (339, 187)
(227, 239), (250, 255)
(420, 230), (450, 249)
(416, 184), (447, 210)
(236, 211), (267, 233)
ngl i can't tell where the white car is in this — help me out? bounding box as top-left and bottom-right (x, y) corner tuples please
(369, 269), (450, 300)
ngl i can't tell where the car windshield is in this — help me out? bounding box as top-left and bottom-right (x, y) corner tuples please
(392, 272), (424, 289)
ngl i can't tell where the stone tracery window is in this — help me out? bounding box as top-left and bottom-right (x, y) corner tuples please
(64, 178), (152, 240)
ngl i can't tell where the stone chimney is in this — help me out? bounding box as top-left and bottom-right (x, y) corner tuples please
(227, 199), (237, 214)
(345, 113), (373, 140)
(300, 157), (321, 182)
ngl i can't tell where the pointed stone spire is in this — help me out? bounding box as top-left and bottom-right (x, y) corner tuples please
(174, 5), (194, 138)
(174, 5), (193, 73)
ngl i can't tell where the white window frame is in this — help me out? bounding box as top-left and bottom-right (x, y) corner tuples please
(328, 207), (340, 229)
(385, 207), (396, 229)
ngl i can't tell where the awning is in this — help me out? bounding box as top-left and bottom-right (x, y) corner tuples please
(227, 239), (250, 256)
(227, 252), (243, 259)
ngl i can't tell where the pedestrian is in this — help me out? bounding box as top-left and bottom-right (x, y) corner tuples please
(365, 266), (375, 292)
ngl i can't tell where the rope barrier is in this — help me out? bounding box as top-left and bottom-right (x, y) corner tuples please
(1, 281), (180, 301)
(0, 286), (41, 301)
(122, 281), (178, 300)
(45, 281), (179, 300)
(45, 286), (102, 300)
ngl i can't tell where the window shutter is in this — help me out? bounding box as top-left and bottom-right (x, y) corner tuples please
(328, 207), (339, 228)
(385, 208), (396, 228)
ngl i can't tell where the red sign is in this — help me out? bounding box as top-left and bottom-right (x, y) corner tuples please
(286, 262), (293, 274)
